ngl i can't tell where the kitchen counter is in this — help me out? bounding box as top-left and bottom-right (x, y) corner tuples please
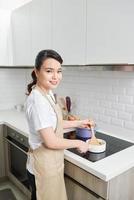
(0, 109), (73, 137)
(0, 109), (134, 181)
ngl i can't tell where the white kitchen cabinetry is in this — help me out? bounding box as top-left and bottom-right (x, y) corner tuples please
(11, 0), (86, 65)
(65, 160), (134, 200)
(30, 0), (52, 63)
(52, 0), (86, 65)
(86, 0), (134, 64)
(11, 2), (32, 65)
(0, 11), (12, 66)
(11, 0), (134, 65)
(0, 125), (6, 178)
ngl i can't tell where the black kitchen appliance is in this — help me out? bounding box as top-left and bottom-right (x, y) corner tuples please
(4, 126), (29, 189)
(64, 131), (134, 162)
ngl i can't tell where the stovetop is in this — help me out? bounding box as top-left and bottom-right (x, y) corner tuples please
(64, 131), (134, 162)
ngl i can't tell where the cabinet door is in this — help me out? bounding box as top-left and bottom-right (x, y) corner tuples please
(52, 0), (86, 65)
(0, 125), (5, 178)
(86, 0), (134, 64)
(65, 176), (103, 200)
(64, 160), (108, 199)
(0, 11), (12, 65)
(11, 2), (32, 65)
(30, 0), (52, 63)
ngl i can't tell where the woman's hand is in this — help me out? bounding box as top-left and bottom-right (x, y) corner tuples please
(78, 119), (95, 128)
(77, 140), (89, 153)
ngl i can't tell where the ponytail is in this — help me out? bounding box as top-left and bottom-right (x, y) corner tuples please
(27, 71), (37, 95)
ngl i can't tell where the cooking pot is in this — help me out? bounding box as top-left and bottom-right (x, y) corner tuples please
(87, 151), (106, 162)
(86, 139), (106, 153)
(76, 127), (92, 140)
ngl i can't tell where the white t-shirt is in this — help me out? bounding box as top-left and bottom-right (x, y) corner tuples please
(25, 89), (57, 174)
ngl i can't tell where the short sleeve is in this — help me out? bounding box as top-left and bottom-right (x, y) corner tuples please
(28, 94), (55, 131)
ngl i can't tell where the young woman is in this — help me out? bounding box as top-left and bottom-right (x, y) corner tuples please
(25, 49), (94, 200)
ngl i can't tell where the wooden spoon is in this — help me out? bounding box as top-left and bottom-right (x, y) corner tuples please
(89, 126), (100, 145)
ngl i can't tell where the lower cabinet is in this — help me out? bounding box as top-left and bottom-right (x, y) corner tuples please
(65, 175), (103, 200)
(64, 160), (134, 200)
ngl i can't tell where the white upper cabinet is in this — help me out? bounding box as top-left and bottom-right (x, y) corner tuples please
(11, 0), (134, 65)
(30, 0), (52, 64)
(52, 0), (86, 65)
(86, 0), (134, 64)
(0, 11), (12, 65)
(11, 2), (32, 65)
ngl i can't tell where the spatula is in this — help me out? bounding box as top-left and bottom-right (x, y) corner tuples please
(89, 126), (100, 145)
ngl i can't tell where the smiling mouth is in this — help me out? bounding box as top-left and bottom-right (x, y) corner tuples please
(50, 81), (58, 85)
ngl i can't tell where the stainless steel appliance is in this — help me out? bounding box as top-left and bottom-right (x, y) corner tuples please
(4, 126), (29, 190)
(64, 131), (134, 162)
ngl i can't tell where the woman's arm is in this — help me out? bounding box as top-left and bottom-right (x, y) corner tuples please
(63, 120), (81, 129)
(39, 127), (88, 153)
(63, 119), (94, 129)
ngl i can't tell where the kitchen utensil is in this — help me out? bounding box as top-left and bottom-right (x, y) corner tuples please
(76, 127), (92, 140)
(86, 139), (106, 153)
(58, 97), (68, 119)
(59, 97), (67, 111)
(65, 96), (71, 113)
(89, 126), (100, 145)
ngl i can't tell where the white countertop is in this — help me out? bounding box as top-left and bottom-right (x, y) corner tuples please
(0, 109), (134, 182)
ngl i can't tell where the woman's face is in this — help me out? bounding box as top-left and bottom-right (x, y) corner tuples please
(35, 58), (62, 92)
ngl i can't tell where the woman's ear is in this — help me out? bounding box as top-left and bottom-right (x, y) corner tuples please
(34, 68), (38, 78)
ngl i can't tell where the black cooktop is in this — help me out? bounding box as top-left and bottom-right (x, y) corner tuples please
(64, 131), (134, 162)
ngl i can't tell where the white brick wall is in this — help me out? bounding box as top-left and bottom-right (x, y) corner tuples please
(0, 67), (134, 137)
(0, 68), (26, 110)
(55, 68), (134, 135)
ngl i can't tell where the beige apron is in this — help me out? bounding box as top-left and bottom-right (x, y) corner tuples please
(31, 89), (68, 200)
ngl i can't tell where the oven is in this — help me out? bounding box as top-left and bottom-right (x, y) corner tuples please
(4, 126), (30, 192)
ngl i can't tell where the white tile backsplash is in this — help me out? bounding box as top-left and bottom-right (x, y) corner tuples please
(125, 105), (134, 113)
(0, 69), (26, 110)
(0, 67), (134, 136)
(55, 69), (134, 135)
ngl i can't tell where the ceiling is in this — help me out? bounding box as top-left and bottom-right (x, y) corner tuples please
(0, 0), (32, 10)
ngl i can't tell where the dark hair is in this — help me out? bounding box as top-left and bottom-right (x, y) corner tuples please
(27, 49), (63, 95)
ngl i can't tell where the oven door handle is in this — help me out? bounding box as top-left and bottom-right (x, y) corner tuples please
(5, 137), (28, 155)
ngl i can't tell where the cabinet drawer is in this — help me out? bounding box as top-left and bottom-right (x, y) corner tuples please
(64, 160), (108, 199)
(65, 175), (103, 200)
